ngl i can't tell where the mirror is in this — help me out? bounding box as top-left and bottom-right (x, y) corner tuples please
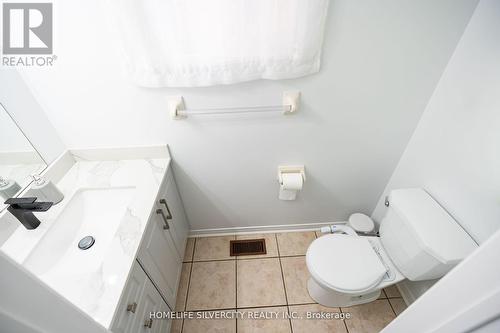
(0, 103), (47, 206)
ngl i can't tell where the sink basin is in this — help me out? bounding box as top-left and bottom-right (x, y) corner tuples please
(24, 187), (135, 276)
(0, 151), (172, 328)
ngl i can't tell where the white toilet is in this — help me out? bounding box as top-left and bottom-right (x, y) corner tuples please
(306, 188), (477, 307)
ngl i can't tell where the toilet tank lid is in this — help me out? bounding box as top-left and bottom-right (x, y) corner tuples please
(389, 188), (477, 264)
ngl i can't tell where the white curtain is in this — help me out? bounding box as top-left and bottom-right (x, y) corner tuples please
(108, 0), (330, 87)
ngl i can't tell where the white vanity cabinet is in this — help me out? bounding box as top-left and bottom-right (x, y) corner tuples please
(112, 262), (171, 333)
(137, 166), (187, 307)
(131, 273), (171, 333)
(111, 163), (188, 333)
(137, 208), (182, 308)
(155, 167), (189, 259)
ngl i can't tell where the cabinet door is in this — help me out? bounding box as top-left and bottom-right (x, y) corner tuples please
(111, 262), (147, 333)
(137, 211), (182, 308)
(132, 275), (171, 333)
(156, 167), (189, 259)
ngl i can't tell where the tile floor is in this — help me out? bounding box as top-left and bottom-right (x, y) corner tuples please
(171, 232), (408, 333)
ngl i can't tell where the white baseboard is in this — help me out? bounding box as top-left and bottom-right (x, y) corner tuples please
(189, 221), (346, 237)
(396, 281), (417, 306)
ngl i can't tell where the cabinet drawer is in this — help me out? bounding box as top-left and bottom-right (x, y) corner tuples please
(110, 263), (147, 333)
(132, 270), (171, 333)
(111, 262), (171, 333)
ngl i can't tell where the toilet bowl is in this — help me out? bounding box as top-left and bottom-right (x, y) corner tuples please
(306, 234), (404, 307)
(305, 188), (478, 308)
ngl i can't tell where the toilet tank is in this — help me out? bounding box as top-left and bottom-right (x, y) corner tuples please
(380, 188), (477, 281)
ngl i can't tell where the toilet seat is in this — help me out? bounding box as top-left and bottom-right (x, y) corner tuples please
(306, 234), (388, 294)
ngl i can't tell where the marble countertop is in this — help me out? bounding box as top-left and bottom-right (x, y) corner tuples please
(0, 151), (170, 329)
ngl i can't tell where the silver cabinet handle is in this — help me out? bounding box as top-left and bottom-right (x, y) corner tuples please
(144, 318), (153, 328)
(159, 199), (173, 219)
(126, 302), (137, 313)
(156, 209), (170, 230)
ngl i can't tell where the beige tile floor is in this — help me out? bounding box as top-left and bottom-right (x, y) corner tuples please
(171, 232), (407, 333)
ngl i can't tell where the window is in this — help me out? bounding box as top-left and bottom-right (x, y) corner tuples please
(109, 0), (330, 87)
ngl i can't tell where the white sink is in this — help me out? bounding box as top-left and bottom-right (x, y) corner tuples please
(24, 187), (135, 276)
(0, 151), (171, 328)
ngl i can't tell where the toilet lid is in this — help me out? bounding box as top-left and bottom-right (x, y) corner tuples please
(306, 234), (387, 293)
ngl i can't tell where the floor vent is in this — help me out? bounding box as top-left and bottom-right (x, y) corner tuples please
(230, 239), (267, 256)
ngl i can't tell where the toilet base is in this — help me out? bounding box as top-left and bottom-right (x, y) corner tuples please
(307, 278), (381, 307)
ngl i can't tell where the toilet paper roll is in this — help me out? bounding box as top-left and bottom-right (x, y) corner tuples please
(280, 173), (303, 191)
(279, 173), (303, 200)
(279, 188), (297, 200)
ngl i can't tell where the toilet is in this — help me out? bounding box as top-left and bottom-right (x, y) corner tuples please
(306, 188), (477, 307)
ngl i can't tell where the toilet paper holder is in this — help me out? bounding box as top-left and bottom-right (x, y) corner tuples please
(277, 165), (306, 184)
(277, 165), (306, 201)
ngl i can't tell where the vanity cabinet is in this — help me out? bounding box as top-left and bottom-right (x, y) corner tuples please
(137, 166), (187, 308)
(155, 168), (189, 259)
(111, 163), (188, 333)
(137, 207), (182, 308)
(112, 262), (171, 333)
(131, 272), (171, 333)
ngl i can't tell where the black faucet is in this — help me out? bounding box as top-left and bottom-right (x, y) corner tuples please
(4, 197), (53, 230)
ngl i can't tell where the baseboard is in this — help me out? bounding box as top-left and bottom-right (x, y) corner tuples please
(396, 281), (417, 306)
(189, 221), (346, 237)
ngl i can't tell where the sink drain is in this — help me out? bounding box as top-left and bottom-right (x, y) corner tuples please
(78, 236), (95, 250)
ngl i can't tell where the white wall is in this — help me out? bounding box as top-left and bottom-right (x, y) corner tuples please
(372, 0), (500, 302)
(20, 0), (478, 230)
(372, 0), (500, 245)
